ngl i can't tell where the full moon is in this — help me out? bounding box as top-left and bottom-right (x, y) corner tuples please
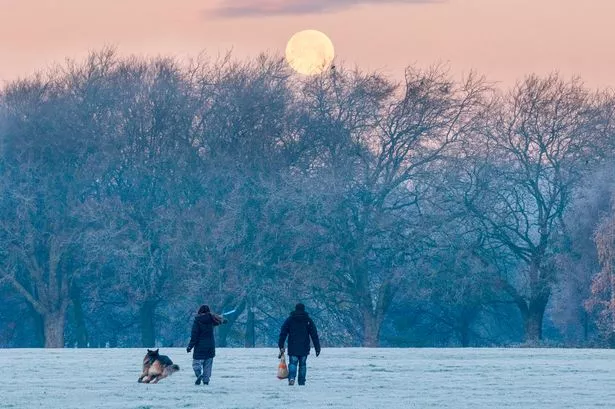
(285, 30), (335, 76)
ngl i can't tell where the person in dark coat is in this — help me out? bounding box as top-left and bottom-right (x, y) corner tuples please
(186, 305), (226, 385)
(278, 303), (321, 386)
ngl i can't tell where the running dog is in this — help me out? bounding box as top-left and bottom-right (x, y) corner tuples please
(137, 349), (180, 384)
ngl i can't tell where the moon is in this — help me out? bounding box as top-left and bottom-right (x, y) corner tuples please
(285, 30), (335, 76)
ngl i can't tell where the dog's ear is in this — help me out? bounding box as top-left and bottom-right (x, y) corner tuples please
(155, 349), (159, 354)
(147, 349), (152, 353)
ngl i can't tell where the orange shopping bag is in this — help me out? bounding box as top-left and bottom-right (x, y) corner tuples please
(277, 350), (289, 379)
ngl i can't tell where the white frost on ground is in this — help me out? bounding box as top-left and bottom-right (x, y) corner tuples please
(2, 348), (615, 408)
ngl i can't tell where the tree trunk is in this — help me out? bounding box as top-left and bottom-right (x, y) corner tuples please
(44, 311), (66, 348)
(582, 310), (589, 343)
(70, 284), (88, 348)
(217, 299), (246, 347)
(140, 300), (157, 347)
(460, 324), (470, 348)
(245, 298), (255, 348)
(458, 307), (478, 347)
(29, 306), (45, 347)
(362, 311), (381, 347)
(523, 297), (548, 343)
(217, 321), (232, 348)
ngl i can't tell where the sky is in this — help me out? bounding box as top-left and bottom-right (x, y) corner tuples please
(1, 0), (615, 88)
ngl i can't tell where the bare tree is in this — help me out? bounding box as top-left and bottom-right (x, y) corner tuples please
(291, 66), (490, 346)
(185, 55), (298, 346)
(94, 57), (201, 346)
(0, 62), (114, 347)
(462, 75), (609, 342)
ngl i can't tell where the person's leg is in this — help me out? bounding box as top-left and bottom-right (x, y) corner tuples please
(288, 356), (299, 385)
(192, 359), (203, 384)
(202, 358), (213, 385)
(298, 356), (308, 385)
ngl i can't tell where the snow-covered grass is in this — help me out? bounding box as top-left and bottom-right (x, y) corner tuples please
(3, 348), (615, 408)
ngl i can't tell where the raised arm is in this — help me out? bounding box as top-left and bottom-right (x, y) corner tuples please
(212, 313), (226, 326)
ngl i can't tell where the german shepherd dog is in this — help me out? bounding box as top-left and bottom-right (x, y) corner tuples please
(137, 349), (180, 384)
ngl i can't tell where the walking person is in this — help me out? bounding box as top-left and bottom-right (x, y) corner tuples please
(186, 305), (226, 385)
(278, 303), (321, 386)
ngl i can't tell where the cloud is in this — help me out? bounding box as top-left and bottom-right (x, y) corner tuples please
(212, 0), (441, 18)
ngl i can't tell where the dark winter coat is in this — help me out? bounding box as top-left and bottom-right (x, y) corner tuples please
(278, 311), (321, 357)
(188, 313), (222, 360)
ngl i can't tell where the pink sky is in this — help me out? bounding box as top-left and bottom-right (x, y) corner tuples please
(1, 0), (614, 88)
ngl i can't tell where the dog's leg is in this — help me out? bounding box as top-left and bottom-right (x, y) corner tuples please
(138, 370), (150, 383)
(139, 361), (151, 383)
(141, 375), (152, 383)
(151, 374), (165, 384)
(150, 375), (160, 384)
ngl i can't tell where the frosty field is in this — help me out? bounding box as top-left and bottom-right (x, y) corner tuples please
(2, 348), (615, 409)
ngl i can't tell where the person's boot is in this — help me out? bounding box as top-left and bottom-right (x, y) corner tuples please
(288, 379), (295, 386)
(195, 375), (203, 385)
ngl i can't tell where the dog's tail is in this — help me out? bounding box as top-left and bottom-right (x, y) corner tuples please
(170, 364), (180, 372)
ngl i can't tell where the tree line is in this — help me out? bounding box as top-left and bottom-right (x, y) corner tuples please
(1, 49), (614, 348)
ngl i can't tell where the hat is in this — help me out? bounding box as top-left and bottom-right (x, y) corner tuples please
(295, 303), (305, 312)
(198, 305), (211, 314)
